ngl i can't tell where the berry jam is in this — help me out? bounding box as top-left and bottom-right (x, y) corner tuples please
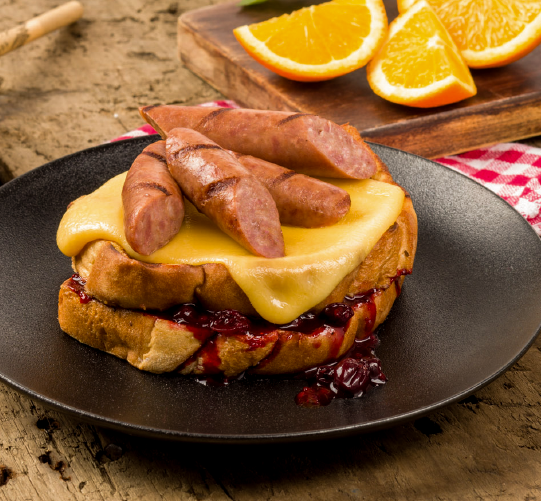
(69, 269), (411, 407)
(164, 271), (409, 407)
(67, 274), (91, 303)
(294, 334), (386, 408)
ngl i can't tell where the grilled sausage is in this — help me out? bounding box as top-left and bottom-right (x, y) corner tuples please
(165, 128), (285, 259)
(229, 151), (351, 227)
(122, 141), (185, 256)
(140, 105), (376, 179)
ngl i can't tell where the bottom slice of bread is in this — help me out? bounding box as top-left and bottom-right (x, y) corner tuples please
(58, 274), (405, 377)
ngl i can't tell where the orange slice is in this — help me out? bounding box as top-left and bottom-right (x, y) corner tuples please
(366, 0), (476, 107)
(233, 0), (388, 82)
(397, 0), (541, 68)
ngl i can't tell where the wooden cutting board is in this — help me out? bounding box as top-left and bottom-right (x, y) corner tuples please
(177, 0), (541, 158)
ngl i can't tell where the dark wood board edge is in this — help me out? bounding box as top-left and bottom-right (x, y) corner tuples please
(177, 5), (541, 158)
(363, 92), (541, 158)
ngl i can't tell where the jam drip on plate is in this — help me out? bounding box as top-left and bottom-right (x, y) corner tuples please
(294, 334), (386, 408)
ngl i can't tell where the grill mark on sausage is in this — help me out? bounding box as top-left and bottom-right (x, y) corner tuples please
(177, 144), (223, 155)
(141, 105), (158, 114)
(205, 177), (239, 198)
(197, 108), (233, 129)
(276, 113), (312, 127)
(142, 150), (167, 163)
(133, 181), (172, 196)
(269, 170), (297, 187)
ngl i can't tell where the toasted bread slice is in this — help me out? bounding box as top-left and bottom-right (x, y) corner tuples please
(58, 273), (405, 376)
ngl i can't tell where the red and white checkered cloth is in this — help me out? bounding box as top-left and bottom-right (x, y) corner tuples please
(436, 145), (541, 236)
(114, 100), (541, 237)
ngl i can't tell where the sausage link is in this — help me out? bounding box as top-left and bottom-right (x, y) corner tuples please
(165, 128), (285, 259)
(122, 141), (185, 256)
(140, 105), (376, 179)
(229, 151), (351, 227)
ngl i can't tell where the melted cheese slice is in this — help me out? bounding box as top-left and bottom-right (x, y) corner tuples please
(57, 173), (404, 324)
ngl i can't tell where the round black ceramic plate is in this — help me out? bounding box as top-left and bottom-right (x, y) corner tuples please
(1, 136), (540, 444)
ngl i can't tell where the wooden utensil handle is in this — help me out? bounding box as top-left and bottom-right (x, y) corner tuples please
(0, 1), (84, 57)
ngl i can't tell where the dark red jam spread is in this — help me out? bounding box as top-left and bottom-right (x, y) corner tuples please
(67, 274), (91, 304)
(68, 269), (411, 407)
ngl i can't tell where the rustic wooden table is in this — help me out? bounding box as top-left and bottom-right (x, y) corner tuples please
(1, 1), (540, 499)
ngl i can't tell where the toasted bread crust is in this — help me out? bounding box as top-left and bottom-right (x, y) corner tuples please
(72, 189), (417, 316)
(58, 274), (405, 376)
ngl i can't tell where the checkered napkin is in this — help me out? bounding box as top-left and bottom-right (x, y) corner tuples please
(114, 100), (541, 237)
(436, 145), (541, 236)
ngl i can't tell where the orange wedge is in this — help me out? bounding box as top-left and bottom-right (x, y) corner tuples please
(233, 0), (388, 82)
(366, 1), (476, 108)
(397, 0), (541, 68)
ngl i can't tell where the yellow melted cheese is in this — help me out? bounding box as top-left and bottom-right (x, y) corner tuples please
(57, 173), (405, 324)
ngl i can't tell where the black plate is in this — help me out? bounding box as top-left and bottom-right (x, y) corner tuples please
(1, 136), (540, 444)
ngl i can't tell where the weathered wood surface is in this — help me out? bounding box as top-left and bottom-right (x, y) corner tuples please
(177, 0), (541, 158)
(0, 0), (224, 183)
(1, 338), (540, 500)
(1, 0), (541, 499)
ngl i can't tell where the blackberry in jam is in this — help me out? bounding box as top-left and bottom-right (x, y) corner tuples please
(322, 303), (354, 326)
(210, 309), (251, 334)
(295, 335), (386, 407)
